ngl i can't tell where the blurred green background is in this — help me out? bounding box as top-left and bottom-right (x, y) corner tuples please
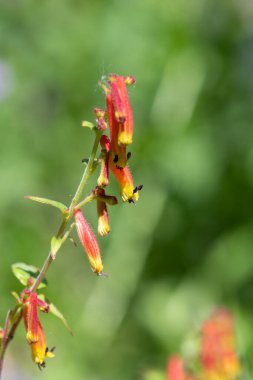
(1, 0), (253, 379)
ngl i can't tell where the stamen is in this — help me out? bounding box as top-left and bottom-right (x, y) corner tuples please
(127, 152), (132, 160)
(137, 185), (143, 191)
(113, 155), (119, 163)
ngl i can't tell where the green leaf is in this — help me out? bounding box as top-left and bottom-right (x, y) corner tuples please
(11, 263), (48, 289)
(51, 236), (63, 260)
(25, 196), (67, 213)
(38, 295), (73, 335)
(81, 120), (96, 130)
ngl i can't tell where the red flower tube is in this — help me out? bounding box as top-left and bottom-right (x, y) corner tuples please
(108, 74), (134, 146)
(74, 209), (104, 275)
(106, 90), (128, 169)
(23, 292), (54, 368)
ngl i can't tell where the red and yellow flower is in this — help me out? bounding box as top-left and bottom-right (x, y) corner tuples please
(74, 209), (104, 275)
(23, 292), (54, 368)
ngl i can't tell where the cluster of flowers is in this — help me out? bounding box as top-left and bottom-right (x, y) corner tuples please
(75, 74), (142, 276)
(167, 309), (241, 380)
(0, 74), (142, 370)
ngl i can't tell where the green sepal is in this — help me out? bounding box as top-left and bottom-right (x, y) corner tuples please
(82, 120), (96, 130)
(25, 196), (67, 213)
(11, 291), (20, 303)
(11, 263), (48, 289)
(38, 294), (73, 335)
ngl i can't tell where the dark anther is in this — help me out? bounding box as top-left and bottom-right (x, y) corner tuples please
(128, 198), (135, 204)
(50, 346), (56, 353)
(113, 155), (119, 163)
(127, 152), (132, 160)
(133, 187), (138, 194)
(137, 184), (143, 191)
(45, 347), (49, 353)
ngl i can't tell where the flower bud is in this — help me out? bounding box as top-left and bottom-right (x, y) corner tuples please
(74, 209), (104, 275)
(97, 135), (110, 187)
(94, 107), (107, 131)
(96, 188), (110, 237)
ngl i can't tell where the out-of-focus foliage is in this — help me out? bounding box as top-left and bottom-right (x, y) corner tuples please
(1, 0), (253, 379)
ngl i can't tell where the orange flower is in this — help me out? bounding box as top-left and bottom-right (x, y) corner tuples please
(74, 209), (104, 275)
(108, 74), (134, 146)
(96, 188), (110, 237)
(200, 309), (241, 380)
(109, 157), (141, 203)
(23, 292), (54, 368)
(106, 89), (128, 169)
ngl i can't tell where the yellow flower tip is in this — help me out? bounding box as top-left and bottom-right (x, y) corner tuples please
(98, 220), (110, 237)
(118, 132), (133, 146)
(91, 261), (104, 275)
(26, 331), (39, 344)
(121, 185), (140, 203)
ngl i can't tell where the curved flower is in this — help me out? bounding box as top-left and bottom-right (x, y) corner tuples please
(74, 209), (104, 275)
(109, 157), (140, 203)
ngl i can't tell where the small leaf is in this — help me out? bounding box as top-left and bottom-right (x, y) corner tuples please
(25, 196), (67, 213)
(51, 236), (63, 260)
(12, 263), (48, 289)
(38, 295), (73, 335)
(81, 120), (96, 130)
(11, 291), (20, 303)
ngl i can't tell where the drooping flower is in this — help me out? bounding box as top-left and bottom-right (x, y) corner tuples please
(74, 209), (104, 275)
(97, 135), (110, 188)
(200, 309), (241, 380)
(109, 156), (141, 203)
(95, 187), (110, 237)
(23, 292), (54, 368)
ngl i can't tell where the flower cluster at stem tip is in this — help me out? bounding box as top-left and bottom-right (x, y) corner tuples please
(77, 73), (143, 276)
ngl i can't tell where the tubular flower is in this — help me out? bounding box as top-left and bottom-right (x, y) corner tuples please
(108, 74), (134, 146)
(167, 356), (187, 380)
(106, 89), (128, 169)
(97, 135), (110, 188)
(23, 292), (54, 368)
(200, 309), (241, 380)
(74, 209), (104, 275)
(96, 188), (110, 237)
(24, 292), (39, 344)
(109, 156), (140, 203)
(167, 355), (197, 380)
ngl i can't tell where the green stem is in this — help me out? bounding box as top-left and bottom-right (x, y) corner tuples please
(69, 129), (102, 213)
(0, 129), (102, 378)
